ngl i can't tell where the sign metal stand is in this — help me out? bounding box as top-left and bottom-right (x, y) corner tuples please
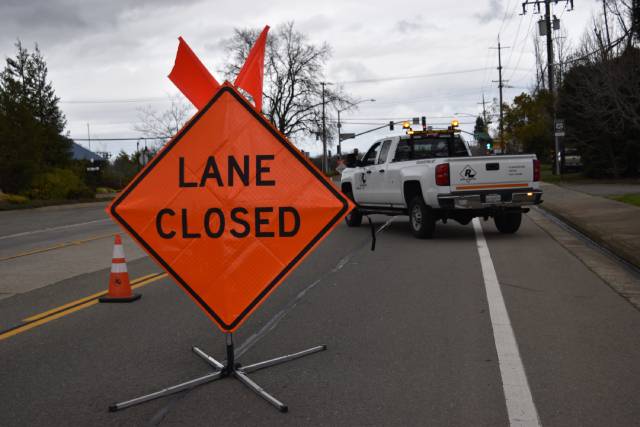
(109, 334), (325, 413)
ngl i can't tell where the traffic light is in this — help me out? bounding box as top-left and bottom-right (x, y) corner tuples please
(486, 143), (492, 150)
(389, 121), (394, 131)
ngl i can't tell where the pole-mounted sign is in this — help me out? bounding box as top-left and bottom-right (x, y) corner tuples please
(555, 119), (565, 137)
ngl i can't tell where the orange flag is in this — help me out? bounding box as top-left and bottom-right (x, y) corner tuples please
(168, 37), (220, 110)
(234, 25), (270, 111)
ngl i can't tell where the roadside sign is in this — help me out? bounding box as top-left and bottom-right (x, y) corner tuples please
(555, 119), (565, 137)
(339, 133), (355, 142)
(108, 84), (353, 332)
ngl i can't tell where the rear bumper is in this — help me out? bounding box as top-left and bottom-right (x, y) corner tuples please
(438, 189), (543, 209)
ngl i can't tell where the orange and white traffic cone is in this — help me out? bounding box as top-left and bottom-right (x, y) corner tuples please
(99, 234), (141, 303)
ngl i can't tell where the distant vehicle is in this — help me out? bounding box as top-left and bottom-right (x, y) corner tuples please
(561, 147), (583, 172)
(340, 121), (543, 238)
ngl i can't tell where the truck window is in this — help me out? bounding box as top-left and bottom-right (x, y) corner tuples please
(392, 140), (411, 162)
(452, 137), (469, 157)
(413, 138), (449, 158)
(377, 140), (391, 164)
(361, 142), (381, 166)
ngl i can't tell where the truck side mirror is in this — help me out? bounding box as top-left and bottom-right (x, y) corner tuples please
(345, 153), (359, 168)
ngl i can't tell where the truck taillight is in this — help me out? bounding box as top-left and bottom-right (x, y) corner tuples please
(435, 163), (450, 186)
(533, 159), (540, 182)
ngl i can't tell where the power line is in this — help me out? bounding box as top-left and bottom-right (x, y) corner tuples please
(505, 10), (528, 72)
(564, 28), (631, 64)
(479, 47), (497, 94)
(339, 115), (475, 120)
(507, 13), (536, 82)
(498, 0), (516, 36)
(330, 120), (475, 126)
(336, 67), (526, 84)
(72, 137), (169, 142)
(60, 97), (171, 104)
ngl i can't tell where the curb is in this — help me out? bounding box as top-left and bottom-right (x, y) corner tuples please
(539, 204), (640, 271)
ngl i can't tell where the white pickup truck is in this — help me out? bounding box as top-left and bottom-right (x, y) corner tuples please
(340, 127), (543, 238)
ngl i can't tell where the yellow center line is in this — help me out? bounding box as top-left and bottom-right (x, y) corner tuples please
(1, 300), (99, 341)
(0, 232), (116, 262)
(0, 272), (168, 341)
(22, 272), (162, 322)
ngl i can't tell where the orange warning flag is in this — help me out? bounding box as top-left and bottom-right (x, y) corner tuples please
(234, 25), (269, 111)
(168, 37), (220, 110)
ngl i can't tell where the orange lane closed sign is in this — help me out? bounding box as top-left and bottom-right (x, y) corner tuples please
(109, 84), (353, 332)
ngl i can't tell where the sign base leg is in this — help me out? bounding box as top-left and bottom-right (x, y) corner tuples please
(108, 338), (326, 413)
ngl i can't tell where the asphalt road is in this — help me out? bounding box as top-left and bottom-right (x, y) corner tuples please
(1, 203), (639, 426)
(0, 202), (145, 299)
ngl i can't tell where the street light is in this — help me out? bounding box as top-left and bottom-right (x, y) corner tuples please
(336, 98), (375, 157)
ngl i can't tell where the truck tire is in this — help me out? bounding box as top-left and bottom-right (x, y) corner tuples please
(494, 211), (522, 234)
(409, 196), (436, 238)
(344, 190), (362, 227)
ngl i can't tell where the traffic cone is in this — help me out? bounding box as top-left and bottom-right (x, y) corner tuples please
(99, 234), (141, 303)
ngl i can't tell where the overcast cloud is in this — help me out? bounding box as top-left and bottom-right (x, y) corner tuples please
(0, 0), (599, 155)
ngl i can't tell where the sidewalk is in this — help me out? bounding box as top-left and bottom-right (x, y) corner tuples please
(539, 182), (640, 269)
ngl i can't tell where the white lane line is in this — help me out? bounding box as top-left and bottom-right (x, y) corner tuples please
(472, 218), (541, 427)
(0, 219), (110, 240)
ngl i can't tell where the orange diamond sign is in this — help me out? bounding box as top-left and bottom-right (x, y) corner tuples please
(108, 84), (353, 331)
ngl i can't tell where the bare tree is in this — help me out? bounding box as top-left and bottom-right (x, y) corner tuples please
(134, 95), (194, 145)
(554, 26), (572, 87)
(533, 33), (546, 92)
(222, 22), (353, 144)
(557, 0), (640, 177)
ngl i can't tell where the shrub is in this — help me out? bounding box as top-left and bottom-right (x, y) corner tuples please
(96, 187), (116, 194)
(28, 168), (93, 200)
(7, 194), (29, 204)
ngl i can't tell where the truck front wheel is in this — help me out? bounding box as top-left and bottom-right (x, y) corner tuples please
(494, 211), (522, 234)
(409, 196), (436, 238)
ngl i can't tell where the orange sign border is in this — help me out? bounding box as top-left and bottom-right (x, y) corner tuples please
(109, 84), (350, 331)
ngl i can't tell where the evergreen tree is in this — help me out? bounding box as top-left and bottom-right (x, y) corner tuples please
(0, 41), (71, 193)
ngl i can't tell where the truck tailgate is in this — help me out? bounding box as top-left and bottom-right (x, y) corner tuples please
(448, 155), (535, 192)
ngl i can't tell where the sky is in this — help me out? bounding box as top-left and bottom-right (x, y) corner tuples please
(0, 0), (601, 156)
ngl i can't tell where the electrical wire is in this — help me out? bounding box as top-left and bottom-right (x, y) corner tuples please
(507, 13), (536, 82)
(337, 67), (495, 84)
(60, 97), (171, 104)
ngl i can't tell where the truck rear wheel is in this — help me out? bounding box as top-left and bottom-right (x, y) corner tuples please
(344, 189), (362, 227)
(409, 196), (435, 238)
(494, 211), (522, 234)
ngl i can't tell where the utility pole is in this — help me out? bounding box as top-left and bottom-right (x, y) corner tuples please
(490, 39), (509, 153)
(478, 93), (490, 127)
(544, 1), (554, 95)
(522, 0), (573, 174)
(87, 123), (91, 152)
(321, 82), (327, 174)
